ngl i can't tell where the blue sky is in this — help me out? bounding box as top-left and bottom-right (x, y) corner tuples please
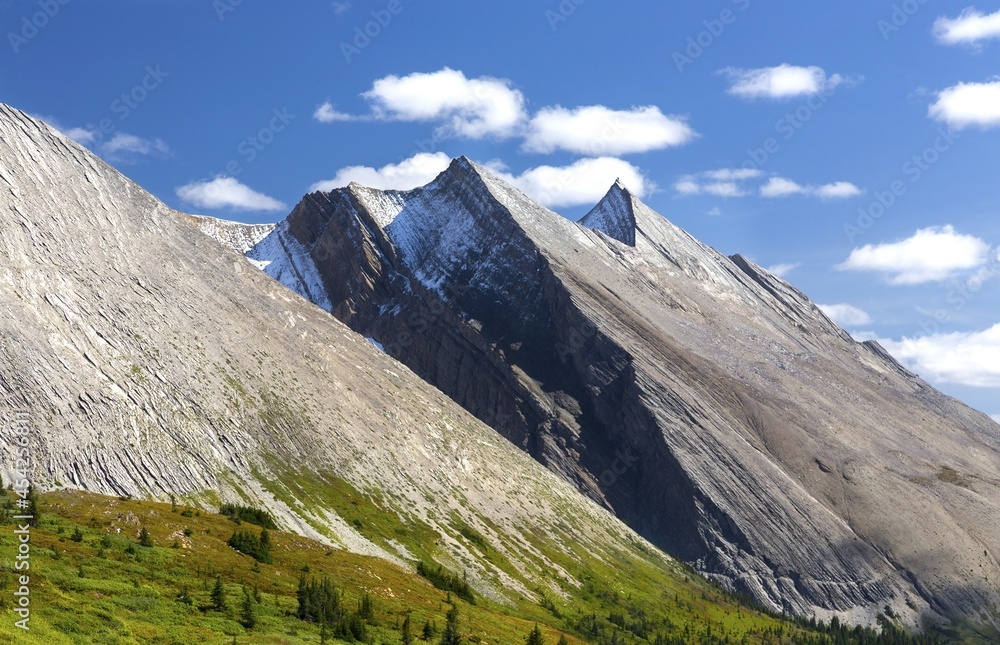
(3, 1), (999, 420)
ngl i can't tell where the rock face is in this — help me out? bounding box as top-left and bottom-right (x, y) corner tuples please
(219, 156), (1000, 628)
(0, 106), (693, 606)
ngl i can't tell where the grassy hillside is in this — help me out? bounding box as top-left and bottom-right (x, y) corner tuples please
(0, 489), (944, 644)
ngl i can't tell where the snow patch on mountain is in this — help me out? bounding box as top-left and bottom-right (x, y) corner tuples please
(189, 215), (275, 254)
(247, 220), (332, 311)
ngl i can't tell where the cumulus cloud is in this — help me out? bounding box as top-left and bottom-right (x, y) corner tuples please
(101, 132), (169, 157)
(495, 157), (650, 208)
(760, 177), (808, 198)
(523, 105), (695, 155)
(879, 324), (1000, 388)
(760, 177), (863, 199)
(815, 181), (863, 199)
(818, 303), (872, 327)
(313, 102), (354, 123)
(767, 263), (800, 278)
(176, 177), (287, 212)
(309, 152), (451, 192)
(928, 79), (1000, 129)
(720, 64), (851, 100)
(838, 225), (992, 285)
(360, 68), (527, 139)
(934, 8), (1000, 45)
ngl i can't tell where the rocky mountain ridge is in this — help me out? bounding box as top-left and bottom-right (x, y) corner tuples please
(197, 156), (1000, 629)
(0, 106), (705, 615)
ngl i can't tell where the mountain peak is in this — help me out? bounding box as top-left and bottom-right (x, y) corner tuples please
(579, 180), (638, 246)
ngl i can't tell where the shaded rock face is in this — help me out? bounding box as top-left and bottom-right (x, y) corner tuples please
(227, 157), (1000, 628)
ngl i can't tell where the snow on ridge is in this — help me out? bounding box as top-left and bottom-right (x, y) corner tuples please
(191, 215), (276, 254)
(246, 220), (332, 311)
(349, 183), (408, 228)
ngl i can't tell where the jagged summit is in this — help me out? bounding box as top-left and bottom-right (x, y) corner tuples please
(580, 180), (638, 246)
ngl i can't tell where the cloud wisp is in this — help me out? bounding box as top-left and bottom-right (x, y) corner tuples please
(818, 303), (873, 327)
(720, 64), (854, 100)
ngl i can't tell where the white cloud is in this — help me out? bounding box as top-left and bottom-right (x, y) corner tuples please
(818, 303), (872, 327)
(934, 8), (1000, 45)
(65, 127), (97, 145)
(523, 105), (695, 155)
(309, 152), (451, 192)
(361, 68), (527, 139)
(176, 177), (287, 212)
(767, 263), (800, 278)
(815, 181), (863, 199)
(879, 324), (1000, 388)
(706, 206), (722, 217)
(721, 64), (849, 100)
(928, 79), (1000, 129)
(760, 177), (862, 199)
(991, 414), (1000, 424)
(332, 1), (351, 14)
(100, 132), (170, 159)
(703, 168), (761, 181)
(496, 157), (650, 208)
(838, 225), (992, 285)
(703, 182), (745, 197)
(760, 177), (808, 197)
(674, 169), (757, 197)
(313, 102), (354, 123)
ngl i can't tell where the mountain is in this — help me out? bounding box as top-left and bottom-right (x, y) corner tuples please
(201, 155), (1000, 631)
(0, 105), (805, 643)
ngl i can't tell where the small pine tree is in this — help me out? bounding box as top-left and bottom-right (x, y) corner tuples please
(525, 624), (546, 645)
(439, 606), (462, 645)
(358, 592), (375, 620)
(402, 613), (414, 645)
(25, 484), (39, 527)
(557, 635), (569, 645)
(138, 526), (153, 547)
(70, 526), (84, 542)
(241, 585), (257, 629)
(211, 576), (227, 612)
(422, 620), (436, 641)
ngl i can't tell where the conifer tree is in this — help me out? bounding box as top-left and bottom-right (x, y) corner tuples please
(241, 584), (257, 629)
(439, 606), (462, 645)
(525, 624), (546, 645)
(138, 526), (154, 547)
(402, 613), (414, 645)
(211, 576), (228, 612)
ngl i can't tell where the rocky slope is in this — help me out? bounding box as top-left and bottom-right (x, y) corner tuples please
(0, 106), (710, 612)
(212, 157), (1000, 630)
